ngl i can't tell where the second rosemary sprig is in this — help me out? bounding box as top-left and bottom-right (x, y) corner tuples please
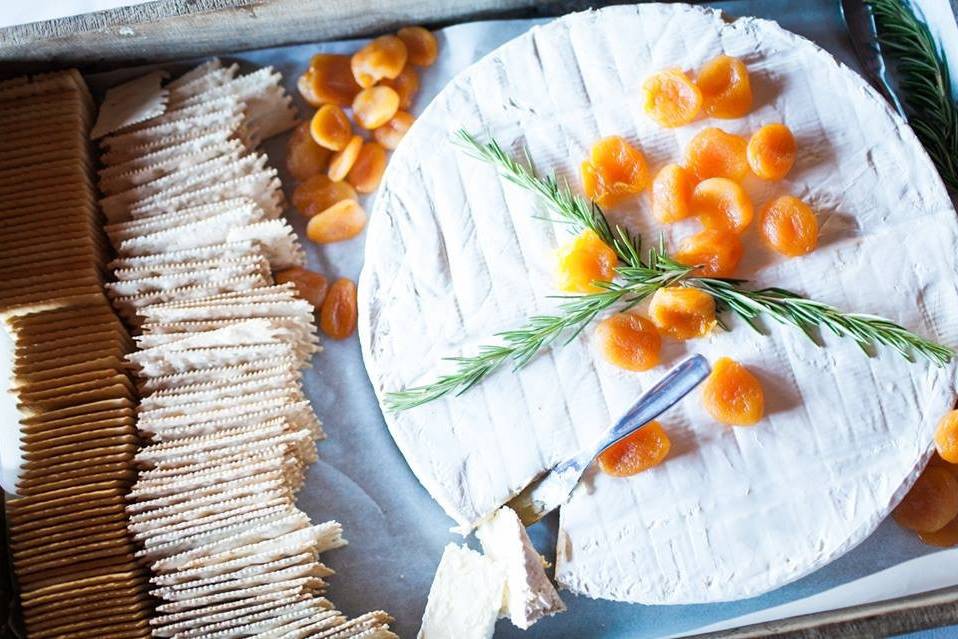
(865, 0), (958, 191)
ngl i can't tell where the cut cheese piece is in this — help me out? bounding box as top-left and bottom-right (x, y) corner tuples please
(477, 506), (565, 628)
(418, 543), (505, 639)
(360, 3), (958, 604)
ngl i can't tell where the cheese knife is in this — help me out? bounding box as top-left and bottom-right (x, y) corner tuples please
(506, 354), (711, 526)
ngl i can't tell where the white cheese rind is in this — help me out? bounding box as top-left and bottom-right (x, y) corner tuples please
(417, 543), (505, 639)
(477, 506), (566, 629)
(360, 3), (958, 603)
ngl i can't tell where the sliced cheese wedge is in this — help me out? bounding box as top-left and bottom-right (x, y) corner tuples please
(418, 543), (505, 639)
(478, 506), (565, 629)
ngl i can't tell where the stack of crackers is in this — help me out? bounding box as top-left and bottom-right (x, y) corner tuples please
(0, 71), (152, 638)
(0, 70), (105, 309)
(96, 60), (396, 637)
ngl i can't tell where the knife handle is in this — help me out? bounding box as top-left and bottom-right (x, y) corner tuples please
(593, 354), (711, 457)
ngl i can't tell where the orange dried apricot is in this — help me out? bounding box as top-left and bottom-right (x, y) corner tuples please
(648, 287), (717, 340)
(380, 66), (419, 110)
(328, 135), (364, 182)
(320, 278), (358, 340)
(642, 69), (703, 128)
(747, 124), (796, 180)
(286, 122), (331, 182)
(595, 312), (661, 372)
(919, 517), (958, 547)
(696, 55), (752, 119)
(353, 86), (401, 130)
(935, 410), (958, 464)
(685, 127), (750, 182)
(597, 421), (671, 477)
(893, 466), (958, 533)
(310, 105), (352, 151)
(701, 357), (764, 426)
(291, 174), (358, 218)
(759, 195), (818, 257)
(306, 199), (367, 244)
(555, 229), (618, 293)
(297, 69), (323, 108)
(347, 142), (388, 194)
(674, 228), (743, 277)
(306, 54), (361, 107)
(692, 177), (754, 234)
(397, 26), (438, 67)
(351, 35), (408, 88)
(373, 111), (415, 150)
(275, 266), (329, 308)
(651, 163), (696, 224)
(581, 136), (649, 207)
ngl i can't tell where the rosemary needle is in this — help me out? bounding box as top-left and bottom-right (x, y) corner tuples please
(383, 134), (953, 412)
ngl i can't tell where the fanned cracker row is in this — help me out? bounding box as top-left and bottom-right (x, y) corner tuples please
(96, 59), (395, 637)
(0, 70), (152, 638)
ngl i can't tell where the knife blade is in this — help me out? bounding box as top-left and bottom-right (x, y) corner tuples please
(506, 354), (711, 526)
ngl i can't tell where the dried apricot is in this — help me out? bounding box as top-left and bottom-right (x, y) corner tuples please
(919, 517), (958, 547)
(759, 195), (818, 257)
(692, 177), (754, 234)
(651, 163), (696, 224)
(297, 69), (323, 108)
(595, 312), (661, 372)
(397, 26), (438, 67)
(310, 105), (352, 151)
(347, 142), (387, 194)
(306, 54), (361, 107)
(286, 122), (331, 182)
(275, 266), (329, 308)
(893, 466), (958, 533)
(328, 135), (364, 182)
(320, 278), (358, 340)
(642, 69), (703, 128)
(685, 127), (750, 182)
(674, 228), (743, 277)
(351, 35), (408, 88)
(292, 174), (358, 218)
(373, 111), (415, 150)
(581, 136), (649, 207)
(555, 229), (618, 293)
(597, 421), (671, 477)
(696, 55), (752, 119)
(935, 410), (958, 464)
(380, 66), (419, 110)
(306, 199), (367, 244)
(747, 124), (796, 180)
(353, 86), (400, 130)
(701, 357), (764, 426)
(648, 286), (716, 340)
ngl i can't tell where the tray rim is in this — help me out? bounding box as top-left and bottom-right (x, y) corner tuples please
(2, 0), (956, 636)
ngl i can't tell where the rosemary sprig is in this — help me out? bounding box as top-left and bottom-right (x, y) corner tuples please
(866, 0), (958, 190)
(384, 135), (953, 411)
(455, 130), (644, 267)
(384, 247), (691, 411)
(691, 278), (953, 365)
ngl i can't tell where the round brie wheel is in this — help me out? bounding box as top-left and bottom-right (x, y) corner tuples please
(359, 3), (958, 603)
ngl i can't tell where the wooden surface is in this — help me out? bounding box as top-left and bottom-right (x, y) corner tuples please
(0, 0), (596, 74)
